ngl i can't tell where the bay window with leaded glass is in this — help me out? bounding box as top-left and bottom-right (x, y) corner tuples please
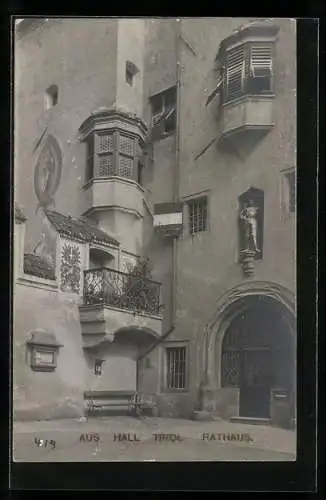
(85, 129), (143, 184)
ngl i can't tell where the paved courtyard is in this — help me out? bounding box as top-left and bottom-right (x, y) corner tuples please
(12, 416), (296, 462)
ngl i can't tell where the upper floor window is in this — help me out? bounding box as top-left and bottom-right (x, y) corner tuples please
(224, 43), (274, 103)
(187, 196), (208, 235)
(150, 86), (177, 139)
(44, 85), (58, 110)
(125, 61), (139, 86)
(84, 130), (142, 184)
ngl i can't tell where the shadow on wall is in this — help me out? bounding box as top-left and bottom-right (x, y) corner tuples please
(156, 394), (195, 419)
(13, 397), (85, 421)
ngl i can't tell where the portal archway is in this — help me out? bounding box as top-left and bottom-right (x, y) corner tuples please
(220, 296), (295, 420)
(199, 282), (296, 428)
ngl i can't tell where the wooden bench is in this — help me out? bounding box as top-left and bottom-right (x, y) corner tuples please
(84, 390), (146, 416)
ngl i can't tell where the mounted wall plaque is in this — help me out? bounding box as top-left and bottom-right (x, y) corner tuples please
(26, 330), (63, 372)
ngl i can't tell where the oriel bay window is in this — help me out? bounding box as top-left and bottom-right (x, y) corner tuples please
(85, 130), (142, 183)
(224, 43), (274, 103)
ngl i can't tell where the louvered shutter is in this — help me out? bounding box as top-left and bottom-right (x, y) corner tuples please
(226, 47), (245, 101)
(152, 111), (164, 128)
(250, 44), (273, 78)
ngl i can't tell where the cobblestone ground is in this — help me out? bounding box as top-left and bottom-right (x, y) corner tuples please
(12, 416), (296, 462)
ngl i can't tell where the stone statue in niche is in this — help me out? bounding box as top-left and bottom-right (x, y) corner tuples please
(239, 200), (261, 254)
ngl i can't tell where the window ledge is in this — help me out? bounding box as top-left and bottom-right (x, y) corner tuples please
(17, 274), (58, 291)
(151, 130), (176, 142)
(161, 388), (189, 394)
(223, 93), (275, 108)
(82, 176), (145, 193)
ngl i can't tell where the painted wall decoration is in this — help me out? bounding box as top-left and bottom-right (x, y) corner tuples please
(34, 133), (62, 212)
(60, 242), (81, 293)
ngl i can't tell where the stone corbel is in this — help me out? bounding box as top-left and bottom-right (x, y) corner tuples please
(240, 249), (257, 276)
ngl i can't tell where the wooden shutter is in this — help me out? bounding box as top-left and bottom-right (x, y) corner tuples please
(250, 44), (273, 78)
(226, 47), (245, 101)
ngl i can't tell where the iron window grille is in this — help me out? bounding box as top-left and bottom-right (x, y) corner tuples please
(150, 86), (177, 136)
(223, 43), (274, 103)
(222, 349), (240, 387)
(187, 197), (208, 234)
(166, 347), (187, 389)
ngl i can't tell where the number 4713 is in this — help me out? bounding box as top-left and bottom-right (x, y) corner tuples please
(34, 438), (56, 449)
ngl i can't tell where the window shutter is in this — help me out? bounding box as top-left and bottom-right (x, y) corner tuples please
(250, 44), (273, 78)
(226, 47), (245, 101)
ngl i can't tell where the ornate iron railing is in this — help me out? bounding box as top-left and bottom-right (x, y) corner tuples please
(83, 267), (161, 316)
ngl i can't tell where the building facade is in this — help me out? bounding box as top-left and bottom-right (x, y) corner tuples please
(13, 18), (296, 428)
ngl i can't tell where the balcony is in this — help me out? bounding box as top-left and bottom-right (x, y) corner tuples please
(79, 268), (163, 346)
(218, 95), (274, 156)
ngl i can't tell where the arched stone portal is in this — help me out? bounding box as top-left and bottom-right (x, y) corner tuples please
(198, 282), (296, 429)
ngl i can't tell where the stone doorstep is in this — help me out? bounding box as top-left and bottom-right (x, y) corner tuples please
(229, 416), (271, 426)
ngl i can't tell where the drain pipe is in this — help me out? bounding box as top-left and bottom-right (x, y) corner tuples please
(138, 19), (181, 362)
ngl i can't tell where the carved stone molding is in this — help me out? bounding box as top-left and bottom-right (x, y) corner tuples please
(240, 249), (256, 276)
(196, 281), (296, 390)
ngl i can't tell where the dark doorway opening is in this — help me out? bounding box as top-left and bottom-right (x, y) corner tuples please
(221, 297), (294, 420)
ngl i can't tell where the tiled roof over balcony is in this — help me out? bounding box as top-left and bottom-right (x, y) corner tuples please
(45, 210), (120, 247)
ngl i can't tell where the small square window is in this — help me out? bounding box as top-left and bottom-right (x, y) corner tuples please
(166, 347), (187, 389)
(126, 68), (134, 86)
(44, 85), (58, 110)
(125, 61), (139, 86)
(187, 197), (208, 234)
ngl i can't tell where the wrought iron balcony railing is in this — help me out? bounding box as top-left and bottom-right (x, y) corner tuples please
(83, 267), (161, 316)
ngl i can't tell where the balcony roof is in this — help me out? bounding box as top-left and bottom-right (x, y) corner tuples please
(45, 210), (120, 247)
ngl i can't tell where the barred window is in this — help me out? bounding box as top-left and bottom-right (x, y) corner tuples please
(187, 197), (208, 234)
(166, 347), (186, 389)
(223, 43), (274, 103)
